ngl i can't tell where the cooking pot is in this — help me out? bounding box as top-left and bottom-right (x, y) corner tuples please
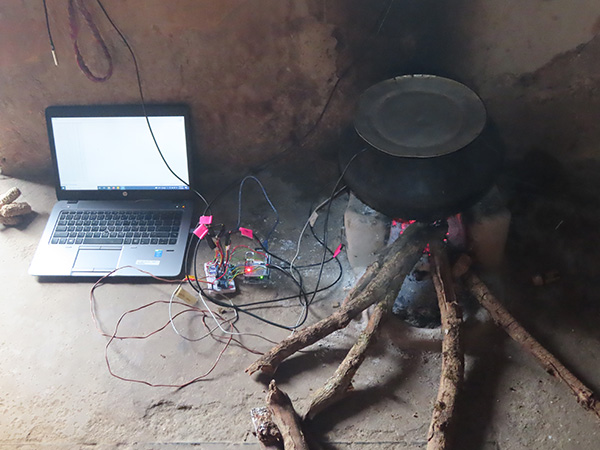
(340, 75), (504, 221)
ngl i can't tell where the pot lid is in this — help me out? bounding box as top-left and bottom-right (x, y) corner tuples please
(354, 75), (487, 158)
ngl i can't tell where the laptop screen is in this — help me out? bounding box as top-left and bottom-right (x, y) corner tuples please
(46, 105), (193, 200)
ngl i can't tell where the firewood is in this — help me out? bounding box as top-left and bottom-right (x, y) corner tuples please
(0, 187), (21, 205)
(451, 253), (472, 280)
(0, 202), (32, 218)
(246, 222), (446, 376)
(427, 242), (464, 450)
(467, 273), (600, 422)
(304, 292), (392, 420)
(250, 406), (282, 449)
(266, 380), (310, 450)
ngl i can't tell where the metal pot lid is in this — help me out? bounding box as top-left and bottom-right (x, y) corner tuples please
(354, 75), (487, 158)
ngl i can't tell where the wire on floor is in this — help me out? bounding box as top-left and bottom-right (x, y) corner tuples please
(90, 266), (278, 387)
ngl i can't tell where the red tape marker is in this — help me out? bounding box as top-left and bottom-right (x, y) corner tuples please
(193, 224), (209, 239)
(239, 227), (253, 239)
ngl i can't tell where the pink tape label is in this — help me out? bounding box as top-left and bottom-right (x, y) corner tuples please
(193, 224), (209, 239)
(199, 215), (213, 225)
(333, 243), (342, 258)
(239, 227), (253, 239)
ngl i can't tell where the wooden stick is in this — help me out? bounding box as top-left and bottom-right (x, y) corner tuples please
(0, 202), (31, 218)
(467, 273), (600, 422)
(304, 290), (393, 420)
(246, 222), (445, 376)
(427, 243), (464, 450)
(266, 380), (310, 450)
(250, 406), (283, 449)
(0, 187), (20, 205)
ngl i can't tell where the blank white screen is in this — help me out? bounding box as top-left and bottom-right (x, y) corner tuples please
(52, 116), (190, 191)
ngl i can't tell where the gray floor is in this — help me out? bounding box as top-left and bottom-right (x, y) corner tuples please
(1, 174), (599, 449)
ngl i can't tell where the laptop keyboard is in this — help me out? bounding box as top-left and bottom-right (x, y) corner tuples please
(50, 210), (183, 246)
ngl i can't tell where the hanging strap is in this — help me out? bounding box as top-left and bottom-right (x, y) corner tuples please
(68, 0), (113, 82)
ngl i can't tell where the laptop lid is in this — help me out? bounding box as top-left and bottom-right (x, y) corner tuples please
(46, 104), (194, 202)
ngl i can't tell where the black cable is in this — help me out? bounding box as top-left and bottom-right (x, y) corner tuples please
(200, 0), (397, 216)
(305, 148), (367, 307)
(251, 233), (342, 293)
(228, 179), (351, 307)
(236, 176), (279, 249)
(290, 184), (348, 270)
(94, 0), (210, 211)
(185, 232), (312, 330)
(185, 162), (362, 331)
(42, 0), (58, 66)
(201, 263), (309, 331)
(231, 184), (348, 308)
(184, 212), (346, 327)
(240, 257), (342, 308)
(183, 0), (393, 327)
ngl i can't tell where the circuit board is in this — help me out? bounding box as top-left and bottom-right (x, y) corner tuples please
(203, 262), (236, 293)
(241, 249), (270, 281)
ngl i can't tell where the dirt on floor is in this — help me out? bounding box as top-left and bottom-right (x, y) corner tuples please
(1, 164), (600, 449)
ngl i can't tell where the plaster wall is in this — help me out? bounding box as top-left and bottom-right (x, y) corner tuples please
(0, 0), (429, 180)
(4, 1), (600, 183)
(438, 0), (600, 91)
(434, 0), (600, 168)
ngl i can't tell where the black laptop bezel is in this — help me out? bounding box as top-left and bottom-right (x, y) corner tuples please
(46, 104), (195, 202)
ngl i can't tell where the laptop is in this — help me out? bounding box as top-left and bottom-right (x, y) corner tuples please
(29, 104), (195, 278)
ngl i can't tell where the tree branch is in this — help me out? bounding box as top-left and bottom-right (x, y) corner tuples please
(427, 243), (464, 450)
(246, 222), (446, 376)
(467, 272), (600, 422)
(266, 380), (310, 450)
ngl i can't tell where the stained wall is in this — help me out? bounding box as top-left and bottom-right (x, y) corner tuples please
(4, 1), (600, 185)
(0, 0), (436, 181)
(431, 0), (600, 167)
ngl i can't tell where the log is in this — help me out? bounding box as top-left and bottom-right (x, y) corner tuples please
(0, 202), (32, 218)
(427, 243), (464, 450)
(266, 380), (310, 450)
(0, 187), (20, 205)
(467, 273), (600, 422)
(304, 291), (393, 420)
(250, 406), (282, 449)
(246, 222), (446, 375)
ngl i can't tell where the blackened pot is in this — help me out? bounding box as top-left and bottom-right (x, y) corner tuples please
(340, 75), (504, 221)
(339, 123), (504, 221)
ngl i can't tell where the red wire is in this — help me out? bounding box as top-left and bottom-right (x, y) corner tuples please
(89, 265), (276, 388)
(104, 303), (234, 388)
(90, 265), (186, 336)
(231, 245), (267, 258)
(68, 0), (113, 82)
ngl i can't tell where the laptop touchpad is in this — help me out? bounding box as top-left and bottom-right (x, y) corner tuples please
(72, 248), (121, 272)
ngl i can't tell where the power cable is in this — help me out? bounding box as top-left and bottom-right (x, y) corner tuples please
(305, 148), (367, 307)
(186, 232), (311, 331)
(201, 0), (398, 215)
(42, 0), (59, 66)
(94, 0), (210, 211)
(236, 176), (279, 249)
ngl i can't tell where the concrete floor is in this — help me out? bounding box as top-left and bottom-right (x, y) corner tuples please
(1, 173), (600, 449)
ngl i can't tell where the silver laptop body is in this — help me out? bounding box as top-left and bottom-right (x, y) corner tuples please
(29, 104), (195, 278)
